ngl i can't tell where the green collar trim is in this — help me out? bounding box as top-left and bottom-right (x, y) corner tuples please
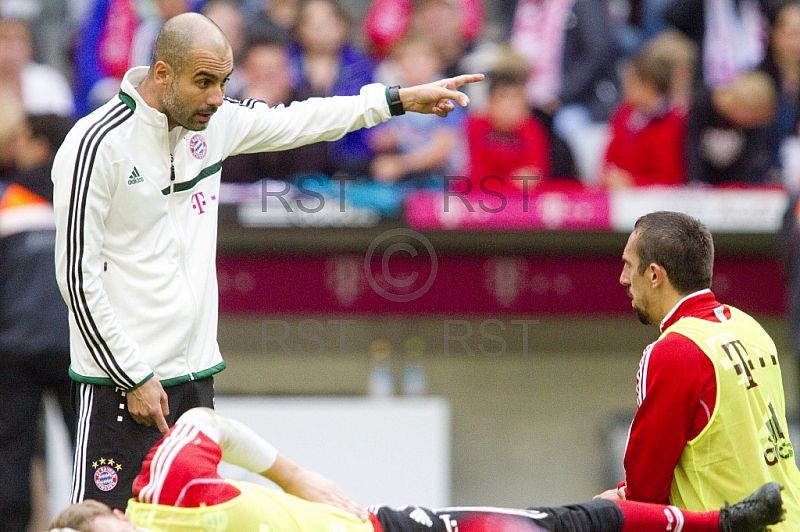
(118, 91), (136, 111)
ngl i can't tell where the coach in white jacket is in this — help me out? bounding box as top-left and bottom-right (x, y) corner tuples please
(52, 12), (481, 510)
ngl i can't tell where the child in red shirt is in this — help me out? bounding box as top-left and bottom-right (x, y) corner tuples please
(464, 62), (550, 195)
(602, 48), (688, 188)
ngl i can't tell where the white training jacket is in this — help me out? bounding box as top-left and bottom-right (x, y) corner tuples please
(53, 67), (392, 390)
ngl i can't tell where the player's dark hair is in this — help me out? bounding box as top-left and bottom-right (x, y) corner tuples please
(633, 211), (714, 294)
(48, 500), (114, 532)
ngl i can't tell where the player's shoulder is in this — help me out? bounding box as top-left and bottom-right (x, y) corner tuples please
(648, 330), (707, 366)
(221, 96), (269, 113)
(57, 100), (137, 157)
(208, 97), (270, 128)
(67, 100), (133, 139)
(638, 333), (714, 389)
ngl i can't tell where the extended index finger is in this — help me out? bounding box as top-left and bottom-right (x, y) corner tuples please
(447, 73), (485, 90)
(154, 410), (169, 435)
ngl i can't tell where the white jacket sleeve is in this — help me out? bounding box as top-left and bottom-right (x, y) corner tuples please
(52, 139), (153, 390)
(221, 83), (392, 157)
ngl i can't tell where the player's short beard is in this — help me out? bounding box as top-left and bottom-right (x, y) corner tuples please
(633, 299), (655, 325)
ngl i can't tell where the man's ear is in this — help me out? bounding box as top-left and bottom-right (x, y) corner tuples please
(112, 508), (134, 523)
(649, 263), (669, 288)
(152, 60), (174, 88)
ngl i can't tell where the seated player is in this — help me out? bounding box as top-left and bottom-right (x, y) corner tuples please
(49, 407), (785, 532)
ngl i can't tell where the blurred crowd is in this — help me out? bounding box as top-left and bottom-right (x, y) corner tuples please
(4, 0), (800, 209)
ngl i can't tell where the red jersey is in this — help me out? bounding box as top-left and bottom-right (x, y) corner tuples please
(133, 422), (241, 507)
(465, 114), (550, 193)
(603, 102), (687, 187)
(623, 289), (728, 504)
(131, 419), (388, 532)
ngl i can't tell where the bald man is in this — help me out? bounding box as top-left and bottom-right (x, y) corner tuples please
(52, 12), (483, 510)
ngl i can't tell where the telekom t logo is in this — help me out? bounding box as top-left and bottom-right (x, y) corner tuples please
(191, 191), (216, 214)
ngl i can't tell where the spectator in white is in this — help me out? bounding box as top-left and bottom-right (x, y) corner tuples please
(511, 0), (620, 182)
(666, 0), (771, 89)
(0, 17), (74, 117)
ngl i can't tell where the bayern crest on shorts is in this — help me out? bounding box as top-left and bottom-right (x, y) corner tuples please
(94, 465), (119, 491)
(189, 134), (207, 159)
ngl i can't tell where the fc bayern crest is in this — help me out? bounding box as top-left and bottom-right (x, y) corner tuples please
(94, 465), (118, 492)
(189, 134), (207, 159)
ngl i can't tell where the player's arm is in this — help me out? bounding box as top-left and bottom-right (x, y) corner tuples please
(264, 453), (368, 519)
(622, 333), (714, 503)
(51, 140), (164, 428)
(176, 408), (368, 519)
(223, 75), (483, 157)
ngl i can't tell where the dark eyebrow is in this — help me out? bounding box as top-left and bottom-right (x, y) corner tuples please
(193, 71), (219, 81)
(193, 69), (233, 82)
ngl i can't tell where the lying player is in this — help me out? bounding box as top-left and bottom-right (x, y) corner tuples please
(49, 407), (785, 532)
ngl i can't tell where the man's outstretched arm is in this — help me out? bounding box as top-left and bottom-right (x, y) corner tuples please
(224, 74), (485, 158)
